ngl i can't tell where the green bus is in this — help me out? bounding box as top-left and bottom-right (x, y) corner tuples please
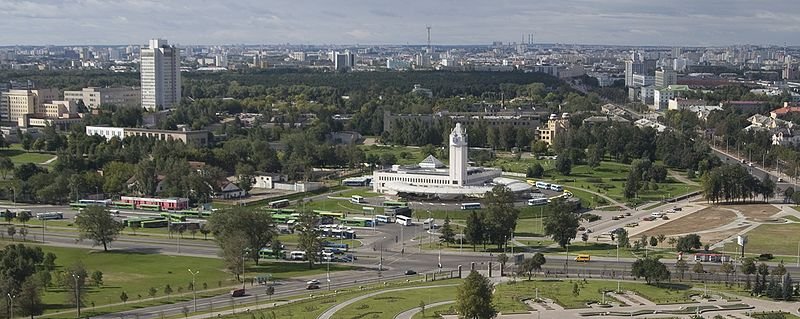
(138, 204), (161, 211)
(266, 208), (296, 214)
(341, 218), (373, 227)
(160, 212), (187, 222)
(382, 201), (408, 208)
(313, 210), (344, 219)
(69, 203), (88, 210)
(112, 201), (135, 209)
(177, 210), (200, 217)
(141, 219), (169, 228)
(271, 213), (294, 224)
(258, 248), (286, 260)
(125, 217), (158, 228)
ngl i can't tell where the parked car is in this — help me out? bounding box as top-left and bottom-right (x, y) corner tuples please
(624, 212), (632, 216)
(404, 270), (417, 275)
(230, 288), (245, 297)
(306, 279), (321, 289)
(674, 207), (682, 211)
(611, 216), (620, 220)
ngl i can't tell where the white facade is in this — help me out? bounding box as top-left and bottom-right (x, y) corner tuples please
(449, 123), (468, 186)
(653, 88), (675, 110)
(140, 39), (181, 111)
(86, 126), (125, 140)
(63, 87), (141, 109)
(655, 69), (677, 87)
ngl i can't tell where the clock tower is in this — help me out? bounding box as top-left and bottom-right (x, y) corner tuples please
(449, 123), (468, 186)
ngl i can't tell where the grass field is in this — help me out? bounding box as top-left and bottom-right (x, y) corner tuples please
(333, 284), (458, 319)
(0, 241), (357, 315)
(494, 279), (694, 311)
(722, 222), (800, 257)
(339, 188), (381, 198)
(411, 302), (455, 319)
(0, 148), (56, 165)
(752, 312), (800, 319)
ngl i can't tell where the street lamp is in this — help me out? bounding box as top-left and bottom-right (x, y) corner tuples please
(188, 269), (199, 312)
(7, 293), (15, 319)
(71, 274), (81, 318)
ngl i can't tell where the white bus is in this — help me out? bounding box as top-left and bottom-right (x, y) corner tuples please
(395, 215), (413, 226)
(350, 195), (365, 204)
(460, 203), (481, 210)
(549, 184), (563, 192)
(375, 215), (392, 223)
(36, 212), (63, 220)
(527, 198), (548, 206)
(535, 181), (550, 190)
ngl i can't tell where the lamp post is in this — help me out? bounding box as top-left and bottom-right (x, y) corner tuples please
(241, 253), (246, 290)
(72, 274), (80, 318)
(188, 269), (199, 312)
(7, 293), (15, 319)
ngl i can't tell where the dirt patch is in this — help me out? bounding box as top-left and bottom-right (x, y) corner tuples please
(726, 204), (780, 221)
(694, 226), (749, 246)
(640, 206), (738, 237)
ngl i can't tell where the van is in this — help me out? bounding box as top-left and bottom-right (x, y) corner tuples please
(289, 251), (306, 261)
(574, 254), (591, 262)
(650, 212), (664, 218)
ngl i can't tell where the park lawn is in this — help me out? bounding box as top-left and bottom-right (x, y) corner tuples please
(721, 222), (800, 256)
(293, 198), (385, 215)
(359, 145), (427, 165)
(334, 284), (458, 319)
(752, 312), (800, 319)
(339, 188), (381, 198)
(514, 217), (545, 237)
(411, 302), (456, 319)
(0, 147), (56, 165)
(494, 279), (694, 311)
(543, 242), (674, 260)
(0, 242), (237, 313)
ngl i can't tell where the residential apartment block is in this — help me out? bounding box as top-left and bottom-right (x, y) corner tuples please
(63, 87), (141, 109)
(86, 125), (210, 146)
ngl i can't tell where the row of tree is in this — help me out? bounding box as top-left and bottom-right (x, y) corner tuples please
(702, 164), (775, 203)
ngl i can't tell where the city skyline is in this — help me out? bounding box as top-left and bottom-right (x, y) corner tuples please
(1, 0), (800, 47)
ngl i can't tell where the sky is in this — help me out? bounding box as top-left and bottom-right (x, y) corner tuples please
(2, 0), (800, 46)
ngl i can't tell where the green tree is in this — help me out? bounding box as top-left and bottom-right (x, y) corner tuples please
(543, 199), (580, 248)
(148, 287), (157, 299)
(675, 259), (688, 280)
(266, 285), (275, 300)
(675, 234), (702, 252)
(17, 277), (44, 319)
(91, 270), (103, 286)
(464, 211), (484, 251)
(555, 154), (572, 175)
(649, 236), (658, 247)
(207, 207), (276, 265)
(17, 210), (31, 227)
(65, 261), (88, 307)
(0, 156), (14, 179)
(120, 291), (129, 304)
(586, 145), (602, 168)
(235, 163), (256, 193)
(631, 258), (671, 285)
(42, 252), (56, 271)
(693, 262), (705, 280)
(164, 284), (173, 299)
(7, 226), (16, 241)
(295, 210), (323, 269)
(742, 258), (757, 288)
(36, 271), (52, 289)
(74, 206), (125, 251)
(439, 216), (456, 245)
(0, 244), (45, 292)
(455, 271), (496, 319)
(483, 185), (519, 249)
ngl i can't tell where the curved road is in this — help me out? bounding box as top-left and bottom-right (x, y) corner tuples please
(395, 300), (455, 319)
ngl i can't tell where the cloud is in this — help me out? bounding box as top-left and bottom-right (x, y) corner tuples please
(0, 0), (798, 45)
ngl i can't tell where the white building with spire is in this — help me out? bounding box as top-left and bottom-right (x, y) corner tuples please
(372, 123), (530, 199)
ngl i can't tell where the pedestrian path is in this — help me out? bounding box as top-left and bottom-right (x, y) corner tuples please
(317, 284), (459, 319)
(395, 300), (455, 319)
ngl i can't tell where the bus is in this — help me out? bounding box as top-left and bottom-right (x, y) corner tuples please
(70, 203), (88, 210)
(177, 210), (201, 218)
(350, 195), (365, 204)
(36, 212), (63, 220)
(395, 215), (413, 226)
(140, 219), (169, 228)
(258, 248), (286, 260)
(160, 212), (187, 222)
(549, 184), (563, 192)
(694, 253), (731, 263)
(375, 215), (392, 223)
(268, 199), (290, 208)
(341, 217), (373, 227)
(527, 198), (548, 206)
(111, 201), (135, 209)
(460, 203), (481, 210)
(535, 181), (550, 190)
(526, 179), (537, 186)
(313, 210), (344, 219)
(79, 199), (111, 206)
(323, 242), (349, 253)
(138, 204), (161, 212)
(383, 201), (408, 208)
(574, 254), (591, 262)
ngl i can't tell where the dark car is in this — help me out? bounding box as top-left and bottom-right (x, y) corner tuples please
(404, 270), (417, 275)
(230, 288), (246, 297)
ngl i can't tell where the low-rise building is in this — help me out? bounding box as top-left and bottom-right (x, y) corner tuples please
(63, 86), (141, 109)
(86, 125), (210, 146)
(537, 113), (570, 146)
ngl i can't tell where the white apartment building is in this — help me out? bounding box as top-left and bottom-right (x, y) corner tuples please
(653, 88), (675, 110)
(655, 69), (677, 87)
(140, 39), (181, 111)
(64, 87), (141, 109)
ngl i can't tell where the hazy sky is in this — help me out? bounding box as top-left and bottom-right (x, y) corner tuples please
(2, 0), (799, 46)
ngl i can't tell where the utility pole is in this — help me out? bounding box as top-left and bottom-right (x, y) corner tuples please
(188, 269), (199, 312)
(7, 293), (15, 319)
(72, 274), (80, 318)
